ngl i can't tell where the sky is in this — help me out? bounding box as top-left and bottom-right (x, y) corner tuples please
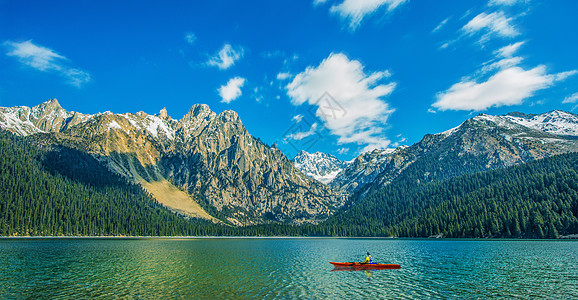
(1, 0), (578, 160)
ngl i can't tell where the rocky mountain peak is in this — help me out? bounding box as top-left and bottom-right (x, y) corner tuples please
(503, 110), (578, 136)
(31, 98), (65, 118)
(293, 150), (349, 184)
(184, 104), (214, 120)
(157, 107), (169, 119)
(177, 104), (218, 137)
(333, 109), (578, 197)
(218, 110), (240, 123)
(1, 100), (345, 225)
(328, 147), (398, 193)
(35, 98), (61, 109)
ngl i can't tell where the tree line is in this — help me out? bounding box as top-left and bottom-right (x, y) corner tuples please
(1, 131), (577, 238)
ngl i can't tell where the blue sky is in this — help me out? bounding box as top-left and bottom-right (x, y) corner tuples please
(1, 0), (577, 160)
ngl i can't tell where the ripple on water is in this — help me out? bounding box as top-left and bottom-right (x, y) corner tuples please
(0, 238), (577, 299)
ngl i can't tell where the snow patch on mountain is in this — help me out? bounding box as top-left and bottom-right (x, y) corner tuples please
(0, 106), (42, 136)
(436, 110), (578, 139)
(121, 113), (176, 140)
(439, 123), (461, 138)
(329, 148), (396, 193)
(0, 99), (95, 136)
(504, 110), (578, 136)
(293, 150), (349, 184)
(107, 120), (123, 131)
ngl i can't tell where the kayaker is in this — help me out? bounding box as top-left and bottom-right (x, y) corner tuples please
(362, 252), (372, 264)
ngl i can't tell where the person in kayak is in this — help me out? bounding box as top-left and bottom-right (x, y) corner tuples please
(362, 252), (372, 264)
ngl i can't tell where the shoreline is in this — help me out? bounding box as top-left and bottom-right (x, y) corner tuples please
(1, 235), (576, 240)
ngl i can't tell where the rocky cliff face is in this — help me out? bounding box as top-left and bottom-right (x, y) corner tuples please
(329, 148), (399, 194)
(3, 100), (576, 224)
(0, 99), (346, 225)
(331, 111), (578, 195)
(0, 99), (90, 136)
(159, 105), (345, 225)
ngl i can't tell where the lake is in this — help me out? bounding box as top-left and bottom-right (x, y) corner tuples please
(0, 238), (576, 299)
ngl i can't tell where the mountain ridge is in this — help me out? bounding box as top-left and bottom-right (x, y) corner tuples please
(3, 99), (578, 227)
(1, 99), (346, 226)
(307, 110), (578, 195)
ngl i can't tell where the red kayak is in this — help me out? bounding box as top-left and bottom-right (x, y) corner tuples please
(330, 262), (401, 269)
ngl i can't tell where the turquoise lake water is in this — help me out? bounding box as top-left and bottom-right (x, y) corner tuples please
(0, 238), (576, 299)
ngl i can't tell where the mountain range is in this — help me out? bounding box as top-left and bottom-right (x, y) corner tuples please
(0, 99), (345, 226)
(1, 99), (578, 229)
(295, 110), (578, 197)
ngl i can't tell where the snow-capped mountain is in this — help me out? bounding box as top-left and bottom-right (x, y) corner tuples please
(292, 150), (349, 184)
(3, 100), (578, 223)
(331, 110), (578, 195)
(503, 110), (578, 137)
(329, 148), (398, 194)
(0, 99), (346, 226)
(0, 99), (91, 136)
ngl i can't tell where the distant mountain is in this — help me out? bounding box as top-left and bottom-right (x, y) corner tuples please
(3, 100), (577, 230)
(0, 99), (345, 226)
(0, 99), (90, 136)
(331, 110), (578, 196)
(329, 148), (399, 194)
(319, 151), (578, 238)
(292, 150), (349, 184)
(503, 110), (578, 137)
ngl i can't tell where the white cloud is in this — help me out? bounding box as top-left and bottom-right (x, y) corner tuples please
(433, 66), (576, 111)
(313, 0), (329, 6)
(292, 114), (304, 123)
(4, 40), (91, 87)
(261, 50), (285, 59)
(207, 44), (244, 70)
(488, 0), (526, 6)
(481, 56), (524, 74)
(5, 40), (64, 71)
(463, 11), (519, 42)
(439, 41), (453, 50)
(185, 32), (197, 44)
(330, 0), (408, 30)
(434, 36), (577, 112)
(477, 42), (525, 74)
(563, 92), (578, 104)
(432, 17), (450, 33)
(218, 77), (246, 103)
(494, 41), (524, 58)
(64, 68), (91, 88)
(252, 86), (265, 103)
(286, 52), (395, 150)
(554, 70), (578, 81)
(337, 147), (349, 154)
(277, 72), (292, 80)
(286, 123), (318, 141)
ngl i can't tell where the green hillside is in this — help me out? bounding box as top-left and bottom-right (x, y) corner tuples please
(317, 152), (578, 238)
(2, 130), (578, 238)
(0, 132), (219, 236)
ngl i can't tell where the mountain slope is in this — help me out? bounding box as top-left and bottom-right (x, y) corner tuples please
(332, 111), (578, 196)
(328, 148), (413, 194)
(0, 131), (220, 236)
(318, 152), (578, 238)
(1, 99), (345, 225)
(504, 110), (578, 137)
